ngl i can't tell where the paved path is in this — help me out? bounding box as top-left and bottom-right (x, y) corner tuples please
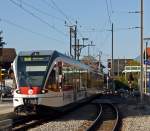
(0, 101), (13, 115)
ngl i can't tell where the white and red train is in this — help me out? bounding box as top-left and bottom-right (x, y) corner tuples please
(13, 50), (104, 114)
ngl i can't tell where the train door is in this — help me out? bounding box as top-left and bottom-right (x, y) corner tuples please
(75, 68), (88, 100)
(44, 62), (64, 107)
(61, 62), (74, 104)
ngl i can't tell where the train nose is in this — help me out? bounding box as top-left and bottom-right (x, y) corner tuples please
(19, 87), (41, 94)
(28, 89), (33, 95)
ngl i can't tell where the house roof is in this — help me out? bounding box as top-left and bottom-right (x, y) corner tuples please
(1, 48), (16, 62)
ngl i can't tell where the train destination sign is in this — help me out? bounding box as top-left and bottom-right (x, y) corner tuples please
(23, 56), (50, 62)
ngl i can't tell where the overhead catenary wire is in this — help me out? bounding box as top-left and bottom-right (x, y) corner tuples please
(105, 0), (112, 25)
(42, 0), (84, 38)
(0, 18), (65, 44)
(9, 0), (67, 37)
(42, 0), (73, 25)
(80, 26), (140, 33)
(109, 0), (113, 13)
(16, 0), (65, 22)
(112, 10), (140, 14)
(100, 31), (111, 47)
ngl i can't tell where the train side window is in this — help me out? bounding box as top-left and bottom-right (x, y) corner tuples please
(46, 68), (60, 92)
(80, 69), (88, 90)
(62, 63), (74, 91)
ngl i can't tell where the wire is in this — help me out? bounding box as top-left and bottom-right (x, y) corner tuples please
(41, 0), (73, 25)
(80, 28), (108, 33)
(109, 0), (113, 13)
(41, 0), (85, 40)
(51, 0), (77, 25)
(0, 17), (65, 43)
(81, 26), (140, 33)
(42, 0), (56, 10)
(100, 31), (111, 47)
(105, 0), (112, 25)
(42, 0), (99, 45)
(16, 0), (65, 22)
(112, 10), (140, 14)
(114, 26), (140, 31)
(9, 0), (67, 36)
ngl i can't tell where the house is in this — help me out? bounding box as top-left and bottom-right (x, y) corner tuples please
(107, 59), (139, 76)
(0, 48), (16, 70)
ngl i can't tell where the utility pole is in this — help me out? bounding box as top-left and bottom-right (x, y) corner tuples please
(140, 0), (144, 103)
(86, 41), (95, 57)
(0, 31), (6, 82)
(82, 38), (89, 45)
(111, 23), (115, 91)
(74, 25), (77, 60)
(65, 21), (77, 59)
(72, 39), (95, 61)
(98, 51), (102, 73)
(69, 26), (73, 58)
(124, 56), (127, 80)
(88, 41), (93, 56)
(77, 39), (80, 60)
(118, 57), (120, 77)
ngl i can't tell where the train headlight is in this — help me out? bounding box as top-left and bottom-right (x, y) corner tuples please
(41, 90), (45, 94)
(41, 89), (48, 94)
(16, 90), (21, 94)
(28, 89), (33, 95)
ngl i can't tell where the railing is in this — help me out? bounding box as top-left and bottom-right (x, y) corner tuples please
(123, 65), (150, 73)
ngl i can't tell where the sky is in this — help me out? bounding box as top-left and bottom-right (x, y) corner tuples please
(0, 0), (150, 65)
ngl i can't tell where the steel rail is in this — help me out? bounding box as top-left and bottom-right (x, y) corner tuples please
(86, 104), (102, 131)
(87, 103), (119, 131)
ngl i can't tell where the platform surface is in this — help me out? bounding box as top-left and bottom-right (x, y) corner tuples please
(0, 101), (13, 115)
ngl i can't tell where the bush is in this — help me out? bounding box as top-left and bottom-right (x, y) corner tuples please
(114, 79), (129, 90)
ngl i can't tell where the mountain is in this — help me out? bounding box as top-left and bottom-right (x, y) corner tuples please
(134, 55), (140, 62)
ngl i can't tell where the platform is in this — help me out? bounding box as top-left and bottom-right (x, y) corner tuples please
(0, 102), (13, 115)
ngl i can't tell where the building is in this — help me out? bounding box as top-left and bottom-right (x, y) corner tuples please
(108, 59), (138, 76)
(123, 47), (150, 74)
(0, 48), (16, 70)
(81, 56), (105, 73)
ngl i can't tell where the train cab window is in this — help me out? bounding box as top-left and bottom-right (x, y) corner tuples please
(17, 56), (50, 87)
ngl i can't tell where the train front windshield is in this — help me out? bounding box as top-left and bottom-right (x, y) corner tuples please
(17, 56), (50, 87)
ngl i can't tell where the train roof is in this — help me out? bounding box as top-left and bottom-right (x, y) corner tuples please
(18, 50), (54, 56)
(54, 51), (90, 70)
(18, 50), (90, 70)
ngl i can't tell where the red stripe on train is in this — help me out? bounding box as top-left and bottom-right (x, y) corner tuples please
(20, 87), (41, 95)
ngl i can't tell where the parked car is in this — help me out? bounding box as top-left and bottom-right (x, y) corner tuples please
(0, 85), (13, 99)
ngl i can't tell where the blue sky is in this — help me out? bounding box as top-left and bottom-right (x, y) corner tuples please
(0, 0), (150, 64)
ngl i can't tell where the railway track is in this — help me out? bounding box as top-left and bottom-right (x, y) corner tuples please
(13, 116), (51, 131)
(0, 95), (96, 130)
(91, 103), (119, 131)
(25, 103), (101, 131)
(12, 110), (61, 131)
(11, 101), (119, 131)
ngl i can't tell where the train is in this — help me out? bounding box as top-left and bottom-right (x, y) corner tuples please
(13, 50), (104, 114)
